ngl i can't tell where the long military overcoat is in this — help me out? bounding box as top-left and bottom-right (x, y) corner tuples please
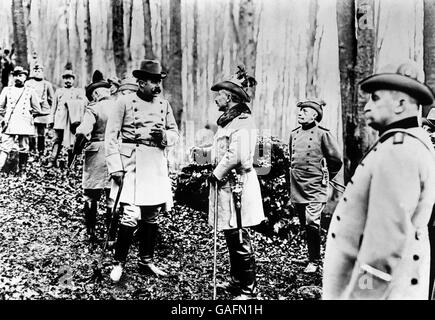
(289, 123), (342, 204)
(0, 86), (42, 135)
(50, 87), (85, 130)
(204, 112), (265, 231)
(323, 128), (435, 300)
(76, 97), (114, 190)
(105, 93), (179, 208)
(25, 79), (54, 124)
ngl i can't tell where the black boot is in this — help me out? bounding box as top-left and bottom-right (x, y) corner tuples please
(47, 143), (61, 168)
(110, 224), (135, 282)
(137, 222), (168, 277)
(304, 224), (321, 273)
(29, 137), (36, 154)
(224, 228), (258, 300)
(84, 201), (98, 242)
(106, 207), (121, 250)
(18, 152), (29, 177)
(67, 149), (74, 168)
(37, 136), (45, 157)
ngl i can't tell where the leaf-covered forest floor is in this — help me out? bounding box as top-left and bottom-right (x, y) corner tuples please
(0, 149), (325, 300)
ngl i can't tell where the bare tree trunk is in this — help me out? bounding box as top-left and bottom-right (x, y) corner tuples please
(166, 0), (183, 128)
(424, 0), (435, 117)
(84, 0), (92, 81)
(112, 0), (126, 77)
(337, 0), (357, 182)
(143, 0), (154, 59)
(306, 0), (319, 98)
(192, 0), (198, 106)
(12, 0), (29, 68)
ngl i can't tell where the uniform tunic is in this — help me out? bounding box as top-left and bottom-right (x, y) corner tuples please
(323, 127), (435, 300)
(25, 79), (54, 124)
(289, 123), (342, 204)
(50, 87), (85, 129)
(76, 97), (114, 190)
(105, 93), (179, 207)
(205, 113), (265, 231)
(0, 86), (42, 135)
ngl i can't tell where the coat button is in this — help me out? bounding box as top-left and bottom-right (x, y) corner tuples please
(311, 131), (314, 134)
(343, 197), (347, 202)
(161, 110), (164, 113)
(413, 255), (419, 261)
(307, 153), (310, 156)
(134, 108), (138, 112)
(161, 118), (164, 122)
(160, 101), (162, 104)
(308, 145), (311, 148)
(331, 233), (336, 238)
(309, 138), (312, 140)
(336, 216), (340, 221)
(132, 99), (136, 103)
(411, 278), (418, 285)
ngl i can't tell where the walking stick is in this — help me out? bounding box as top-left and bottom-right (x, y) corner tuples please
(212, 181), (218, 300)
(90, 178), (124, 282)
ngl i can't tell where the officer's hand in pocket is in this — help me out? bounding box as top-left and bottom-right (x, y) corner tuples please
(111, 171), (125, 186)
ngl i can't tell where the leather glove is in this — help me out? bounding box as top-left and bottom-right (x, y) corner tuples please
(150, 127), (166, 145)
(47, 122), (54, 130)
(111, 171), (125, 186)
(73, 133), (88, 155)
(70, 121), (80, 135)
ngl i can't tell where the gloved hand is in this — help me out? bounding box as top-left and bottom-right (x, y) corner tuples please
(47, 122), (54, 130)
(70, 122), (80, 135)
(150, 127), (166, 145)
(111, 171), (125, 186)
(73, 133), (88, 155)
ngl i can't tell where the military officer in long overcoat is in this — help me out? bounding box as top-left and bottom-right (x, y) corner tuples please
(0, 66), (44, 174)
(323, 62), (435, 300)
(288, 100), (342, 273)
(48, 68), (86, 168)
(192, 67), (265, 300)
(73, 70), (114, 242)
(25, 63), (54, 157)
(105, 60), (179, 282)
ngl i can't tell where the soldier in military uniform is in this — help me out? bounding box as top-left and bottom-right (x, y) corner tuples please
(288, 100), (342, 273)
(192, 66), (265, 300)
(105, 60), (179, 282)
(323, 62), (435, 300)
(47, 69), (86, 168)
(72, 70), (114, 242)
(0, 66), (44, 174)
(25, 63), (54, 158)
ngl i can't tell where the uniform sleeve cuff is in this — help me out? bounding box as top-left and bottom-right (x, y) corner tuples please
(106, 153), (123, 174)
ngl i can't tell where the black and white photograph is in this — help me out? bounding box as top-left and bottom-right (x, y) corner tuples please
(0, 0), (434, 309)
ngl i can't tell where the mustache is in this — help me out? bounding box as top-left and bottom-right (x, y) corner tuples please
(151, 87), (161, 94)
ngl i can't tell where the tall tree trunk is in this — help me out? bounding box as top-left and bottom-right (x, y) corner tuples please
(112, 0), (126, 77)
(84, 0), (92, 81)
(336, 0), (357, 182)
(238, 0), (257, 99)
(192, 0), (198, 107)
(353, 0), (376, 171)
(424, 0), (435, 117)
(11, 0), (28, 68)
(143, 0), (154, 59)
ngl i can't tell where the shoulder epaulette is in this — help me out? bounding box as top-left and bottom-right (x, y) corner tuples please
(318, 125), (330, 131)
(292, 126), (301, 132)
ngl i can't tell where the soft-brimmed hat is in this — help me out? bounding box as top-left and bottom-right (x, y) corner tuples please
(118, 76), (138, 92)
(360, 62), (435, 106)
(61, 69), (76, 79)
(85, 70), (110, 101)
(12, 66), (28, 76)
(297, 100), (326, 122)
(211, 65), (257, 103)
(132, 60), (167, 81)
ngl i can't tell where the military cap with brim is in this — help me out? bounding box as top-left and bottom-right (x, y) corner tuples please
(12, 66), (28, 76)
(132, 59), (167, 81)
(360, 73), (434, 106)
(211, 80), (250, 103)
(61, 69), (76, 79)
(85, 70), (111, 101)
(297, 100), (324, 122)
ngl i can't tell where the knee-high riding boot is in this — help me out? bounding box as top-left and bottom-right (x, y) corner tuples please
(137, 222), (168, 277)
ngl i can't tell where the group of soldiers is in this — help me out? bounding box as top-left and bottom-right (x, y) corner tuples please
(1, 55), (435, 300)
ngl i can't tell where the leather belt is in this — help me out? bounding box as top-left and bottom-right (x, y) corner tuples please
(236, 167), (252, 174)
(90, 137), (104, 142)
(122, 139), (160, 148)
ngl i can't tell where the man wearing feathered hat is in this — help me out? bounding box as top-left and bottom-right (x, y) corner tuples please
(288, 100), (342, 274)
(323, 62), (435, 300)
(0, 66), (45, 175)
(105, 59), (179, 282)
(47, 65), (86, 168)
(191, 65), (265, 300)
(71, 70), (114, 243)
(25, 62), (55, 158)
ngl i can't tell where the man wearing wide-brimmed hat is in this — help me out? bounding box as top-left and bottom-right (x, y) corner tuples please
(191, 66), (265, 300)
(0, 66), (45, 176)
(323, 62), (435, 300)
(288, 100), (342, 274)
(105, 59), (179, 282)
(47, 66), (86, 168)
(71, 70), (114, 242)
(25, 62), (55, 158)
